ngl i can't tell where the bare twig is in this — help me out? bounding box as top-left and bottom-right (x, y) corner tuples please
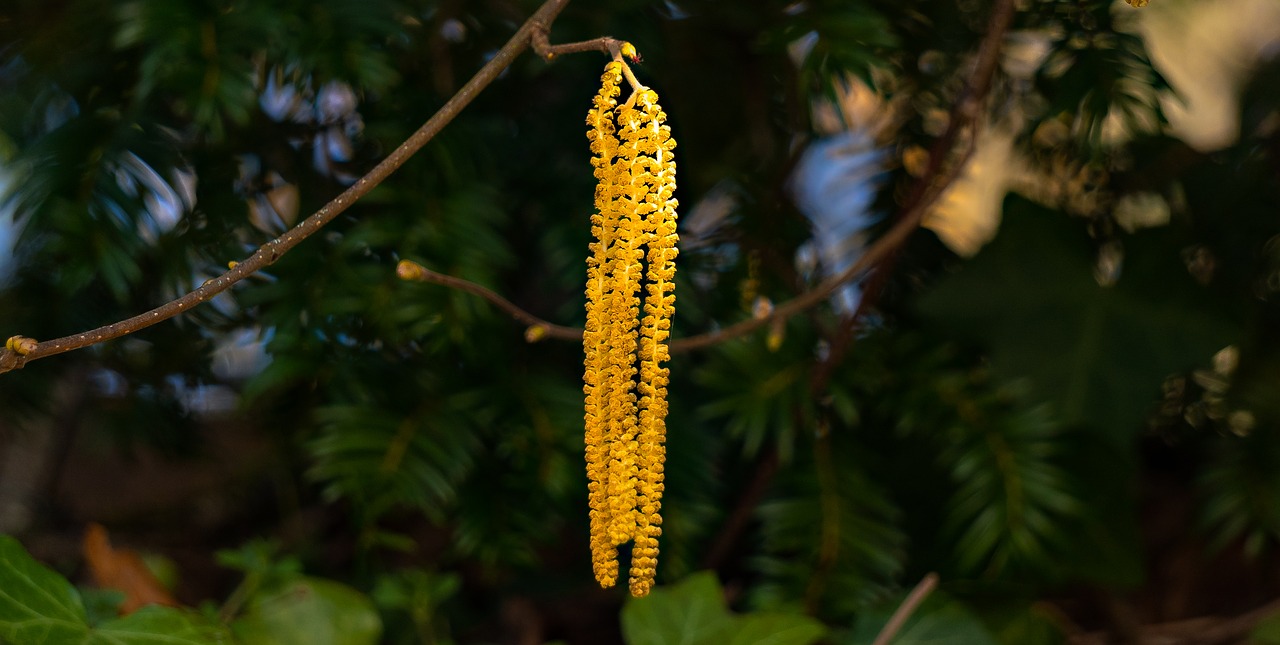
(872, 573), (940, 645)
(1, 0), (1019, 373)
(377, 0), (1017, 356)
(530, 27), (623, 60)
(672, 0), (1016, 353)
(531, 29), (646, 94)
(396, 260), (581, 342)
(0, 0), (574, 375)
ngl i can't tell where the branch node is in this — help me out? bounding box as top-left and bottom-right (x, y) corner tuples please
(524, 324), (549, 343)
(396, 259), (427, 281)
(6, 335), (38, 356)
(532, 31), (627, 62)
(530, 23), (555, 60)
(0, 348), (27, 373)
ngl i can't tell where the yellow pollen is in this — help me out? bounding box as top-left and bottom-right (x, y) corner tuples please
(582, 59), (677, 598)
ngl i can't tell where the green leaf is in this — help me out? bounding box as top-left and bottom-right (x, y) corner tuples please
(849, 591), (998, 645)
(0, 535), (234, 645)
(91, 606), (234, 645)
(622, 572), (826, 645)
(1252, 605), (1280, 644)
(983, 606), (1064, 645)
(918, 196), (1238, 441)
(0, 534), (91, 644)
(727, 613), (826, 645)
(622, 572), (734, 645)
(80, 588), (127, 627)
(231, 576), (382, 645)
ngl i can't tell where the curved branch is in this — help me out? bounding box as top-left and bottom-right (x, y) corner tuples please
(0, 0), (574, 375)
(378, 0), (1017, 355)
(672, 0), (1015, 352)
(1, 0), (1018, 374)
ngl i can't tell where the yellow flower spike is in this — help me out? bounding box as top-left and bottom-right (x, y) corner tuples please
(584, 60), (626, 587)
(583, 59), (677, 598)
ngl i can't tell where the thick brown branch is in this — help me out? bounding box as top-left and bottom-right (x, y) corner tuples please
(396, 260), (581, 342)
(0, 0), (573, 375)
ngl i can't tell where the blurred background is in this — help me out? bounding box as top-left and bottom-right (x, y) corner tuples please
(1, 0), (1279, 643)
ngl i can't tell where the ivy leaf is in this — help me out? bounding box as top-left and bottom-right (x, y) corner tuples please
(0, 535), (90, 644)
(848, 590), (998, 645)
(621, 572), (826, 645)
(0, 536), (231, 645)
(91, 606), (234, 645)
(918, 196), (1238, 442)
(728, 613), (827, 645)
(231, 576), (382, 645)
(621, 572), (734, 645)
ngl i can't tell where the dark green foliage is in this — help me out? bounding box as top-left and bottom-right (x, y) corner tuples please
(935, 404), (1078, 578)
(696, 329), (817, 462)
(371, 568), (460, 645)
(1200, 429), (1280, 557)
(918, 196), (1239, 442)
(761, 0), (899, 91)
(1, 0), (1279, 643)
(1026, 1), (1170, 150)
(750, 435), (908, 620)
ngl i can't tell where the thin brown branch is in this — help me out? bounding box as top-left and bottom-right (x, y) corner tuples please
(671, 0), (1015, 353)
(872, 573), (940, 645)
(1, 0), (1021, 374)
(375, 0), (1017, 357)
(0, 0), (573, 375)
(530, 27), (623, 60)
(396, 260), (581, 342)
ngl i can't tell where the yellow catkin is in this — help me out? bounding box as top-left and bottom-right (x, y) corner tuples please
(584, 61), (625, 588)
(583, 59), (678, 598)
(629, 88), (676, 598)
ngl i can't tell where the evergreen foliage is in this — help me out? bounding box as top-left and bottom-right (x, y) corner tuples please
(2, 0), (1280, 642)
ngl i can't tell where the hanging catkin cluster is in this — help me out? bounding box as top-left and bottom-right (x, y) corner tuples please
(583, 58), (678, 598)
